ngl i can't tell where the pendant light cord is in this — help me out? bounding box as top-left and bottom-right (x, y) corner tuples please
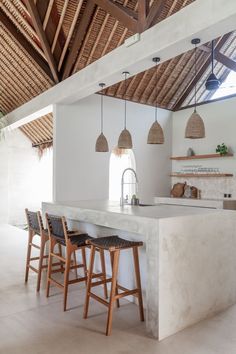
(101, 90), (103, 133)
(194, 43), (197, 112)
(124, 72), (127, 129)
(155, 60), (158, 122)
(211, 40), (214, 73)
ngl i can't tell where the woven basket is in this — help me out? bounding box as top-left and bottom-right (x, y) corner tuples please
(95, 133), (109, 152)
(118, 129), (133, 149)
(147, 121), (164, 144)
(185, 111), (205, 139)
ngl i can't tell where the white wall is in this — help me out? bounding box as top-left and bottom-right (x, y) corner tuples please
(53, 94), (172, 203)
(0, 129), (53, 225)
(172, 97), (236, 198)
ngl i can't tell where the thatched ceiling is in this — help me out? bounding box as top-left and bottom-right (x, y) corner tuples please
(0, 0), (236, 147)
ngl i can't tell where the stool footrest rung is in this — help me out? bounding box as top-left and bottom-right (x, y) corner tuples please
(91, 278), (112, 287)
(115, 288), (139, 300)
(68, 276), (87, 285)
(89, 292), (109, 307)
(90, 272), (104, 279)
(48, 277), (64, 289)
(51, 268), (65, 274)
(70, 264), (85, 270)
(30, 243), (41, 250)
(50, 253), (65, 262)
(28, 265), (39, 273)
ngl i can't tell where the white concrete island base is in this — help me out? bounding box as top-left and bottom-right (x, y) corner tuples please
(42, 200), (236, 340)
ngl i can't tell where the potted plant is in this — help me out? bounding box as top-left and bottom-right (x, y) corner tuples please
(216, 143), (228, 156)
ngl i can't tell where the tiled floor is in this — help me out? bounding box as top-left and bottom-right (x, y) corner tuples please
(1, 224), (236, 354)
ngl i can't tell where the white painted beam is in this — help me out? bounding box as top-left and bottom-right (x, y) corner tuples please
(3, 0), (236, 128)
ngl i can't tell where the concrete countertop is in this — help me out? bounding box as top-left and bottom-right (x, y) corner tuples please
(43, 200), (220, 221)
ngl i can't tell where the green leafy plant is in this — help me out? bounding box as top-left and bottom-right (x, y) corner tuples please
(216, 143), (228, 155)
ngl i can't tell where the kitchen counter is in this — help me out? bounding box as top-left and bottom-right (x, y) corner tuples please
(155, 197), (236, 209)
(42, 200), (236, 340)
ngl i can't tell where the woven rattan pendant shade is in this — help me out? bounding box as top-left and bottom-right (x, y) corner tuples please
(185, 39), (205, 139)
(147, 121), (164, 144)
(95, 83), (109, 152)
(147, 57), (164, 145)
(117, 72), (133, 149)
(185, 111), (205, 139)
(118, 129), (133, 149)
(96, 133), (109, 152)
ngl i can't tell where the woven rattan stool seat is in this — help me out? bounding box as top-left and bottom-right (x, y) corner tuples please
(87, 235), (143, 251)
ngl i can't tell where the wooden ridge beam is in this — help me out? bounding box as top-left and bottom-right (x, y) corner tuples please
(0, 8), (53, 81)
(92, 0), (138, 33)
(173, 33), (232, 110)
(25, 0), (59, 83)
(62, 0), (96, 80)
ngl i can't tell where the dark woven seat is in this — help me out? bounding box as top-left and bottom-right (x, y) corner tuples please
(87, 235), (143, 250)
(54, 233), (93, 246)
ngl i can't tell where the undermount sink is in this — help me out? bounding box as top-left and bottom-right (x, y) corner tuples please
(138, 203), (155, 207)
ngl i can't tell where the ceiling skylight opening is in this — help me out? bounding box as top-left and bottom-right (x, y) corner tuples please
(211, 71), (236, 100)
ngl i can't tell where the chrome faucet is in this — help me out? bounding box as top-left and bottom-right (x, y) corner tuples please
(120, 168), (138, 206)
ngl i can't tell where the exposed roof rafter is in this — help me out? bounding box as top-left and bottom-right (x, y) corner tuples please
(0, 8), (53, 81)
(25, 0), (59, 83)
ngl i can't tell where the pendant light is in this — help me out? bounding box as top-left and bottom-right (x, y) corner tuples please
(185, 38), (205, 139)
(147, 57), (164, 144)
(118, 71), (133, 149)
(95, 83), (109, 152)
(205, 40), (220, 91)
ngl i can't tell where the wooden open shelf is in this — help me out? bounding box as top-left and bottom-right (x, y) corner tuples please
(170, 153), (233, 161)
(170, 173), (233, 178)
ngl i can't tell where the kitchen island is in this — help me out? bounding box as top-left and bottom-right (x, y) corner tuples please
(42, 200), (236, 340)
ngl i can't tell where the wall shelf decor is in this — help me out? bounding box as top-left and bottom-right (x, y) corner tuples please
(170, 153), (233, 161)
(170, 173), (233, 178)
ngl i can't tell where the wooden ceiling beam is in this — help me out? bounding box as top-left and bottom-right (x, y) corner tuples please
(173, 33), (231, 110)
(138, 0), (149, 32)
(62, 0), (96, 80)
(25, 0), (59, 83)
(92, 0), (138, 33)
(0, 8), (53, 81)
(215, 51), (236, 71)
(145, 0), (164, 29)
(200, 44), (236, 71)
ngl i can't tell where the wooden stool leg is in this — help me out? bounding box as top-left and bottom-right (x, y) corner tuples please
(83, 245), (96, 319)
(133, 246), (144, 322)
(25, 230), (33, 283)
(100, 249), (108, 299)
(46, 238), (56, 297)
(106, 250), (120, 336)
(63, 249), (72, 311)
(58, 244), (64, 273)
(82, 247), (87, 283)
(37, 234), (46, 292)
(110, 252), (120, 308)
(73, 251), (78, 278)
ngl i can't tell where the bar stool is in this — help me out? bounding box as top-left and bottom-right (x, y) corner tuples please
(45, 213), (108, 311)
(25, 209), (63, 292)
(84, 235), (144, 336)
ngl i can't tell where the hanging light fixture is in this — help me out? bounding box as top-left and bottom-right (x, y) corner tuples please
(118, 71), (133, 149)
(147, 57), (164, 144)
(185, 38), (205, 139)
(95, 83), (109, 152)
(205, 40), (221, 91)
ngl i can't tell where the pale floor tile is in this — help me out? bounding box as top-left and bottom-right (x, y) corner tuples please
(0, 224), (236, 354)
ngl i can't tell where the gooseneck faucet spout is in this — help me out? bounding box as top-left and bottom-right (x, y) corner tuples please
(120, 168), (138, 206)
